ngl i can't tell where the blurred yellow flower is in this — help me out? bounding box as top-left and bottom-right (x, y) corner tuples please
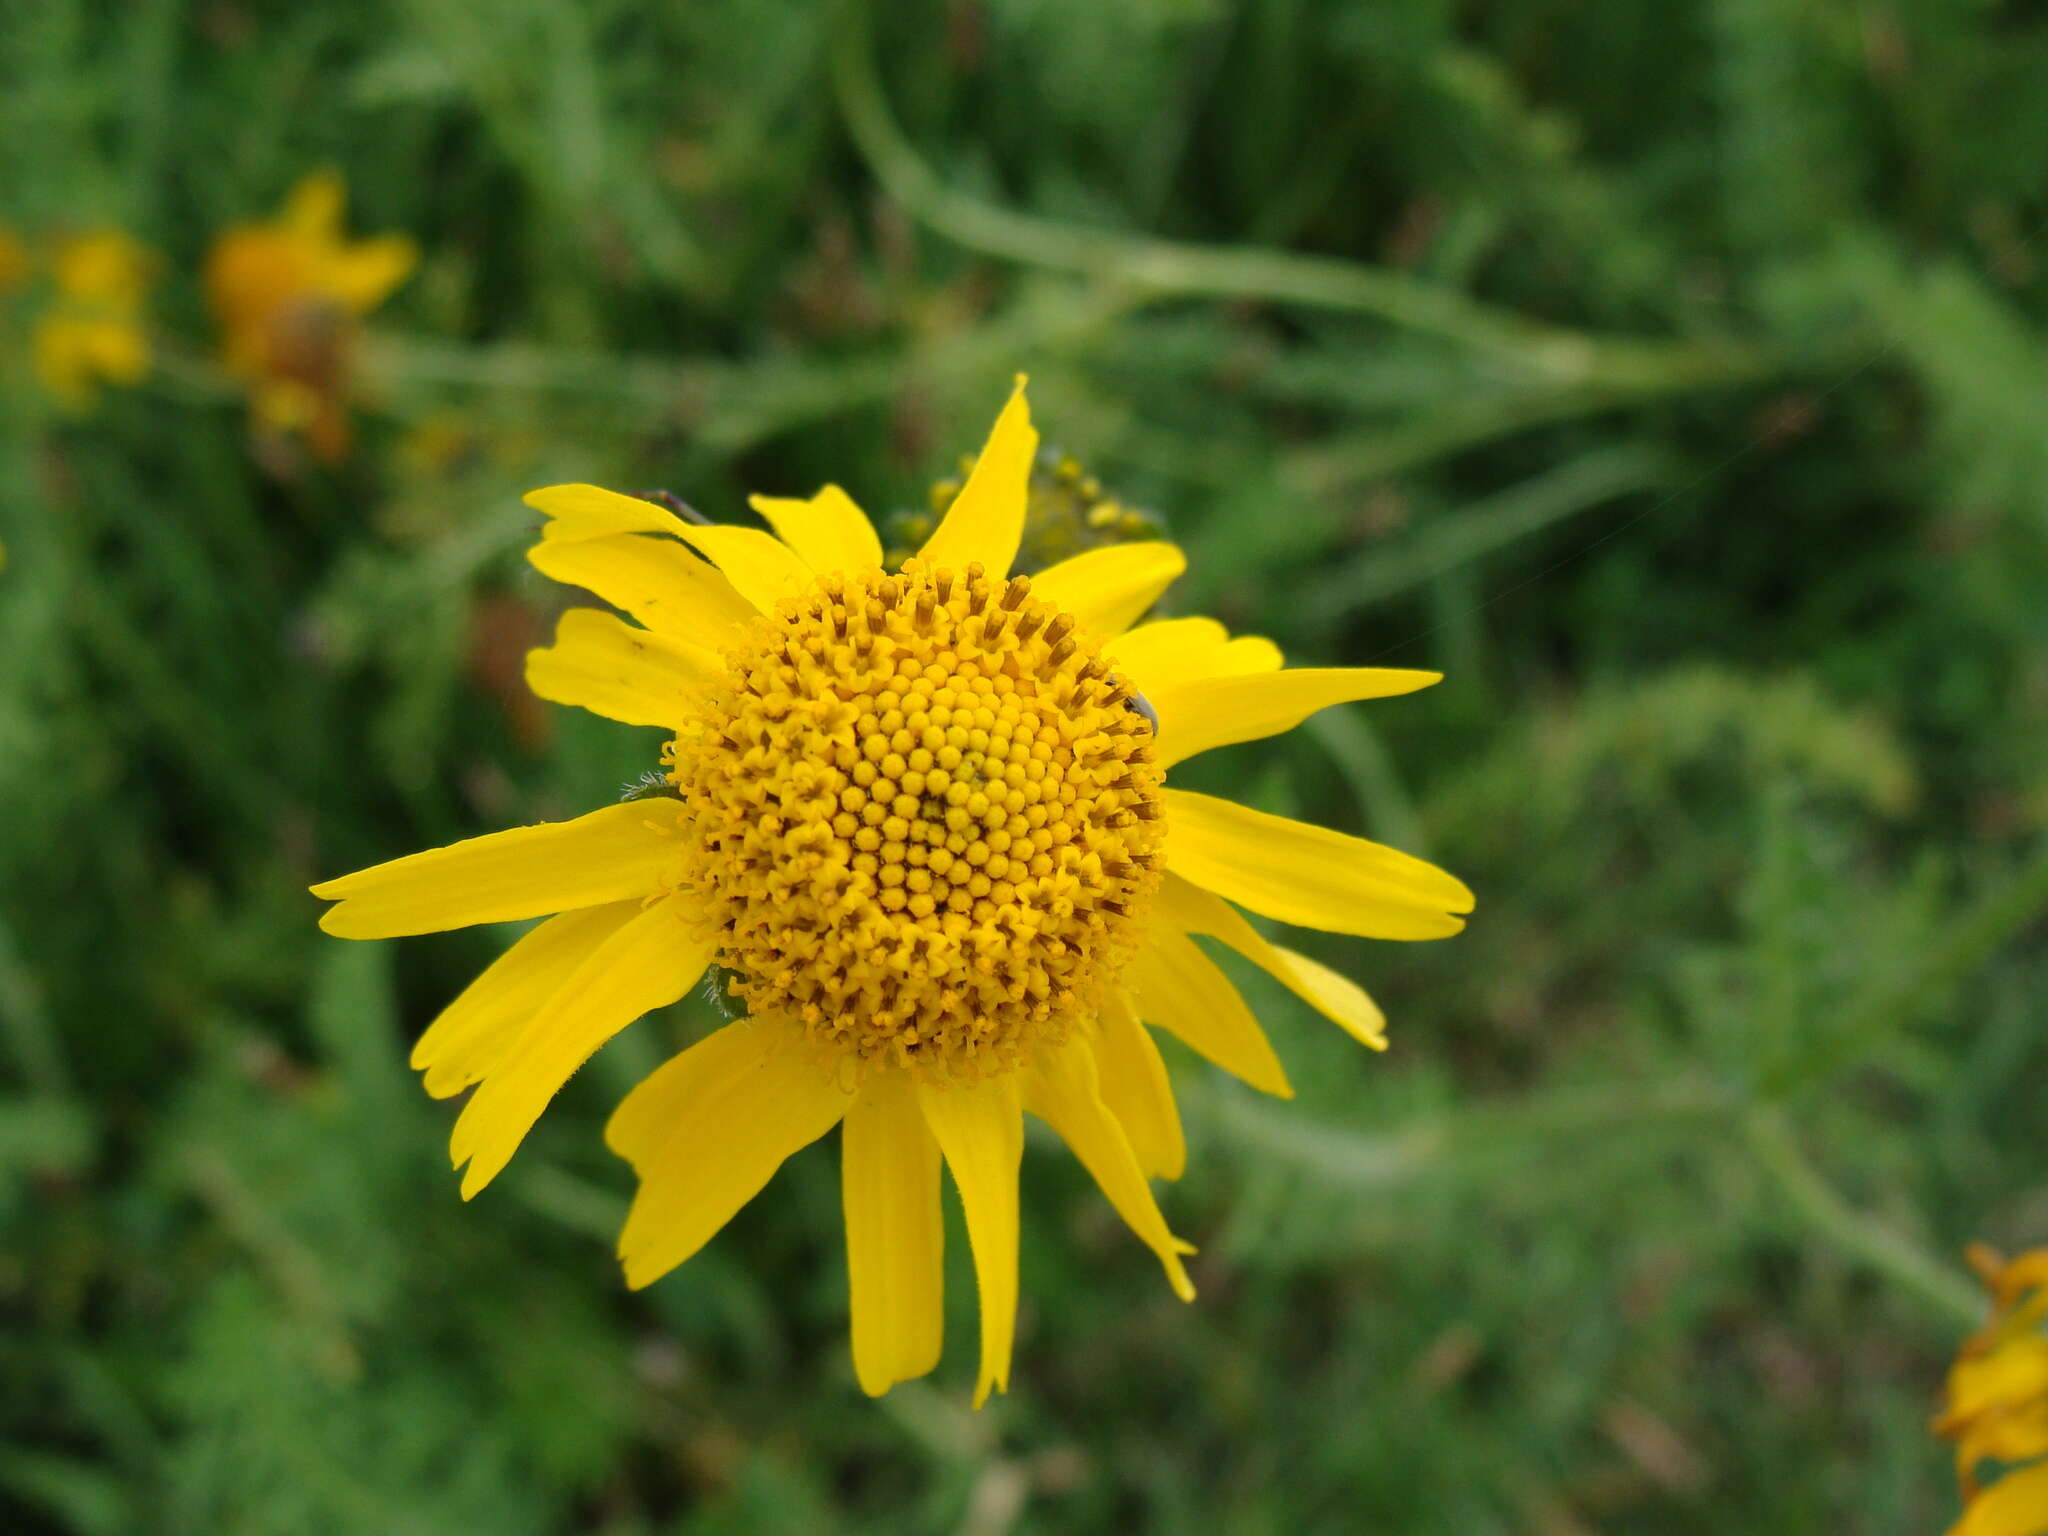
(1937, 1244), (2048, 1536)
(0, 228), (30, 292)
(31, 229), (154, 410)
(205, 171), (416, 462)
(310, 379), (1473, 1403)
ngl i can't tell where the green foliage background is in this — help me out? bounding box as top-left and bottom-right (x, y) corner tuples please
(4, 1), (2047, 1531)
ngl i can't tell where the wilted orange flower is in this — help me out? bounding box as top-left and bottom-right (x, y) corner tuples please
(31, 229), (154, 410)
(204, 172), (416, 461)
(1936, 1243), (2048, 1536)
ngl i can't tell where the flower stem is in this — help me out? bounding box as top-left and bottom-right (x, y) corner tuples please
(1767, 841), (2048, 1094)
(831, 1), (1777, 397)
(1742, 1106), (1982, 1329)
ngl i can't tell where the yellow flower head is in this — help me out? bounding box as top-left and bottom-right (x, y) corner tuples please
(205, 172), (416, 461)
(1937, 1244), (2048, 1535)
(310, 380), (1473, 1402)
(30, 228), (154, 410)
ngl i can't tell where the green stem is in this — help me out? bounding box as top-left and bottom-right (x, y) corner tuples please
(1303, 710), (1428, 857)
(1742, 1107), (1981, 1328)
(1768, 840), (2048, 1093)
(831, 2), (1776, 396)
(1209, 1078), (1734, 1189)
(368, 283), (1142, 451)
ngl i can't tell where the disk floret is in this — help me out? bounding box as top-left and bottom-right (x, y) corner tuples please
(672, 559), (1165, 1080)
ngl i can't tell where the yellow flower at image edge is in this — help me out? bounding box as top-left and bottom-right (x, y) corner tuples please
(206, 171), (415, 461)
(32, 229), (154, 410)
(310, 379), (1474, 1402)
(1938, 1245), (2048, 1536)
(0, 228), (30, 291)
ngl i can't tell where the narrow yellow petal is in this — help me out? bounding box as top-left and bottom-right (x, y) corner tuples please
(674, 523), (816, 614)
(917, 377), (1037, 578)
(1949, 1460), (2048, 1536)
(450, 897), (712, 1197)
(842, 1072), (945, 1397)
(526, 483), (700, 544)
(411, 900), (643, 1098)
(327, 234), (417, 313)
(283, 171), (344, 236)
(1150, 667), (1441, 767)
(1027, 542), (1185, 639)
(1023, 1033), (1195, 1300)
(916, 1073), (1024, 1408)
(612, 1018), (848, 1287)
(1163, 788), (1474, 941)
(1104, 616), (1284, 693)
(1156, 873), (1386, 1050)
(311, 798), (685, 939)
(1090, 990), (1185, 1180)
(523, 607), (719, 730)
(749, 485), (884, 577)
(1125, 926), (1292, 1098)
(604, 1011), (760, 1169)
(528, 531), (755, 643)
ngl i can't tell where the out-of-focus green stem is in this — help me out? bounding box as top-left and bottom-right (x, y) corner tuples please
(1213, 1080), (1985, 1330)
(1742, 1107), (1981, 1329)
(1208, 1078), (1735, 1189)
(1303, 709), (1428, 857)
(1768, 840), (2048, 1094)
(831, 2), (1776, 396)
(366, 281), (1142, 450)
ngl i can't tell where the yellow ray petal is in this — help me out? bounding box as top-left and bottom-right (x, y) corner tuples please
(917, 377), (1037, 579)
(411, 900), (644, 1098)
(449, 897), (712, 1197)
(612, 1018), (849, 1288)
(842, 1072), (945, 1397)
(1023, 1033), (1195, 1300)
(1104, 616), (1283, 693)
(1028, 542), (1185, 639)
(604, 1011), (758, 1169)
(1163, 788), (1473, 941)
(311, 798), (686, 938)
(749, 485), (884, 577)
(523, 607), (719, 730)
(528, 530), (755, 643)
(674, 523), (817, 614)
(1090, 990), (1186, 1180)
(1149, 667), (1441, 768)
(327, 234), (417, 313)
(526, 483), (702, 543)
(283, 171), (344, 236)
(1948, 1460), (2048, 1536)
(916, 1073), (1024, 1408)
(1125, 926), (1292, 1098)
(1156, 873), (1386, 1050)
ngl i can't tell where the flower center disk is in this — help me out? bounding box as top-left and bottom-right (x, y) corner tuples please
(672, 560), (1165, 1081)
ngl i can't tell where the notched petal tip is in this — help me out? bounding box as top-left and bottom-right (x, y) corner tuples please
(314, 906), (373, 939)
(619, 1255), (660, 1291)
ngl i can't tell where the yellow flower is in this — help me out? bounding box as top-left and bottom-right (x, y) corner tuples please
(204, 171), (416, 462)
(1937, 1244), (2048, 1535)
(31, 229), (153, 410)
(0, 228), (30, 292)
(310, 380), (1472, 1402)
